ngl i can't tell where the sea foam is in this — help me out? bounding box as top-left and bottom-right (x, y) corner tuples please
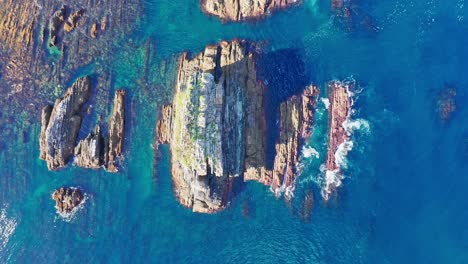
(0, 206), (17, 251)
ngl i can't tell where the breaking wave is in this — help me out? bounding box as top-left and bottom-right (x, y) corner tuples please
(0, 205), (17, 251)
(302, 146), (320, 159)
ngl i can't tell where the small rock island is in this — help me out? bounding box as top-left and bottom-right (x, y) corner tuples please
(201, 0), (302, 21)
(52, 187), (85, 216)
(156, 40), (319, 213)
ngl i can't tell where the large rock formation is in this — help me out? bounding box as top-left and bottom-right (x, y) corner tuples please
(322, 81), (352, 200)
(156, 40), (318, 213)
(52, 187), (85, 215)
(39, 77), (91, 170)
(201, 0), (302, 21)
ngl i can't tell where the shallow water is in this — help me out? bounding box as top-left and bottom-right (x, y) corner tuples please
(1, 0), (468, 263)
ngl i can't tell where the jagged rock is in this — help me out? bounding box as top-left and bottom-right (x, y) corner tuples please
(52, 187), (84, 215)
(157, 40), (318, 213)
(49, 5), (67, 47)
(39, 77), (91, 170)
(323, 81), (352, 200)
(201, 0), (301, 21)
(107, 90), (125, 172)
(268, 85), (319, 198)
(64, 9), (85, 32)
(90, 23), (98, 38)
(74, 124), (104, 169)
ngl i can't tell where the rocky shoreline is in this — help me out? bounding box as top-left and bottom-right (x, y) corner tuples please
(156, 40), (319, 213)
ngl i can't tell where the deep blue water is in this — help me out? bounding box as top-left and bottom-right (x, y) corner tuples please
(1, 0), (468, 263)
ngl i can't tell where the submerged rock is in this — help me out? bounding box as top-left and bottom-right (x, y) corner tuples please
(156, 40), (318, 213)
(437, 87), (456, 122)
(201, 0), (301, 21)
(52, 187), (85, 215)
(39, 77), (91, 170)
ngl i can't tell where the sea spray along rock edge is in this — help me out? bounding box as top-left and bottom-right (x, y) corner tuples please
(156, 40), (320, 213)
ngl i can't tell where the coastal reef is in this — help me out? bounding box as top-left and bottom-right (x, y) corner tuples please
(52, 187), (85, 216)
(201, 0), (302, 21)
(40, 78), (126, 172)
(156, 40), (319, 213)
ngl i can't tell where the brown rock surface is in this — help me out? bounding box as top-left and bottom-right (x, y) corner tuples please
(323, 81), (352, 199)
(201, 0), (302, 21)
(156, 40), (318, 213)
(52, 187), (84, 215)
(39, 77), (91, 170)
(107, 90), (126, 172)
(74, 124), (104, 169)
(270, 85), (319, 198)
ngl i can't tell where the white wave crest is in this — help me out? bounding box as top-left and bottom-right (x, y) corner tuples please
(302, 146), (320, 159)
(321, 98), (330, 109)
(343, 118), (370, 136)
(0, 206), (17, 251)
(321, 169), (344, 201)
(335, 140), (354, 169)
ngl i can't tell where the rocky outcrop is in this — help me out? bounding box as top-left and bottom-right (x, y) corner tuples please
(39, 77), (91, 170)
(267, 85), (319, 198)
(52, 187), (85, 215)
(64, 9), (85, 32)
(74, 124), (104, 169)
(49, 5), (67, 47)
(201, 0), (302, 21)
(156, 40), (318, 213)
(322, 81), (352, 200)
(107, 90), (126, 172)
(39, 82), (126, 171)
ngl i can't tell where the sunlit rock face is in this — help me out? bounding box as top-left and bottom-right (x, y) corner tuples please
(157, 40), (319, 213)
(201, 0), (302, 22)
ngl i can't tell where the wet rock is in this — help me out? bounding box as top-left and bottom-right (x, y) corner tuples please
(437, 87), (456, 122)
(107, 90), (125, 172)
(52, 187), (84, 215)
(298, 191), (314, 222)
(90, 23), (98, 38)
(156, 40), (319, 213)
(39, 77), (91, 170)
(201, 0), (302, 22)
(269, 85), (319, 199)
(74, 124), (104, 169)
(323, 81), (352, 200)
(49, 5), (67, 47)
(332, 0), (379, 34)
(64, 9), (85, 32)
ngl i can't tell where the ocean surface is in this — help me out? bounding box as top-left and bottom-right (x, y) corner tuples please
(1, 0), (468, 263)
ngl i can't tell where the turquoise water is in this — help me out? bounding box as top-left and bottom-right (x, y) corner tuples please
(1, 0), (468, 263)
